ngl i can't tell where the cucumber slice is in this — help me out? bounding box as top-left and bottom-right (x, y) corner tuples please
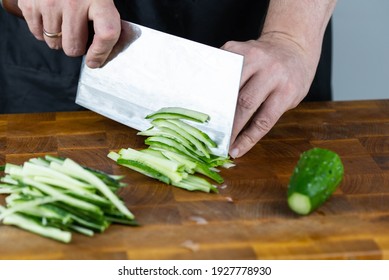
(0, 205), (72, 243)
(151, 119), (211, 158)
(138, 126), (196, 154)
(117, 158), (171, 184)
(287, 147), (344, 215)
(145, 107), (210, 123)
(168, 119), (217, 148)
(118, 148), (186, 183)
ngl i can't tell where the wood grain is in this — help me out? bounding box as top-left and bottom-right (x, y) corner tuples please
(1, 99), (389, 260)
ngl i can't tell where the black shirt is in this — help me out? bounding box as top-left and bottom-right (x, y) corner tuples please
(0, 0), (332, 113)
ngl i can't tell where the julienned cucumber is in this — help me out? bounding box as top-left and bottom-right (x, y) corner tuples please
(145, 107), (210, 123)
(0, 155), (136, 243)
(287, 147), (344, 215)
(109, 107), (234, 193)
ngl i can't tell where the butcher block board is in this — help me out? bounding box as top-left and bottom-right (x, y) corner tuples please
(0, 99), (389, 260)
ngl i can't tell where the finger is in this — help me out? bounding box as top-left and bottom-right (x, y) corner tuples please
(85, 4), (121, 68)
(41, 3), (63, 49)
(229, 72), (275, 146)
(61, 6), (89, 57)
(18, 0), (44, 40)
(229, 92), (286, 158)
(221, 40), (259, 87)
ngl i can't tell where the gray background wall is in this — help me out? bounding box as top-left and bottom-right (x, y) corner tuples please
(332, 0), (389, 100)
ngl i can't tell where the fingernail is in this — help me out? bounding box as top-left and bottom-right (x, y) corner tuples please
(230, 148), (239, 159)
(87, 60), (101, 68)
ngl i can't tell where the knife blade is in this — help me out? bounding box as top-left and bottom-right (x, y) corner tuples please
(76, 20), (243, 157)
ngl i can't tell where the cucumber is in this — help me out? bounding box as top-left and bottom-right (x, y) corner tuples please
(0, 155), (136, 243)
(108, 106), (234, 193)
(145, 107), (210, 123)
(287, 147), (344, 215)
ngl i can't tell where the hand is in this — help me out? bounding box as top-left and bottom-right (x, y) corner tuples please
(18, 0), (121, 68)
(222, 32), (320, 158)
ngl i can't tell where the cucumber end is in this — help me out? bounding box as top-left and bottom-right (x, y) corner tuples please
(287, 192), (312, 215)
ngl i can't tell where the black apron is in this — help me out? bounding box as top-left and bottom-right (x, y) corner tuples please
(0, 0), (331, 113)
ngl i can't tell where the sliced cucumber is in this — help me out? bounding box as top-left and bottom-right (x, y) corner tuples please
(145, 107), (210, 123)
(118, 148), (186, 183)
(0, 155), (135, 243)
(287, 147), (344, 215)
(0, 205), (72, 243)
(168, 119), (217, 148)
(151, 119), (211, 158)
(108, 106), (234, 194)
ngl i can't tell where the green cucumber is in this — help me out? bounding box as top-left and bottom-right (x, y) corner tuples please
(108, 106), (234, 193)
(117, 148), (186, 183)
(151, 119), (211, 158)
(168, 119), (217, 148)
(145, 107), (210, 123)
(138, 126), (196, 154)
(287, 147), (344, 215)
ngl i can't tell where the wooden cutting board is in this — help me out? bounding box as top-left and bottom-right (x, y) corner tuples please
(0, 99), (389, 260)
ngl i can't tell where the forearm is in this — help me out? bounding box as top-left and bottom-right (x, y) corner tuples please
(262, 0), (337, 60)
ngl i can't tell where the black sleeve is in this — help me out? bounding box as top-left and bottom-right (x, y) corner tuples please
(0, 8), (83, 113)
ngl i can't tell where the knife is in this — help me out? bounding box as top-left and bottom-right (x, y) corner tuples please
(1, 0), (243, 157)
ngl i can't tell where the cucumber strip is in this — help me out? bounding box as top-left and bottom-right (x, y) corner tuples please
(159, 149), (223, 183)
(168, 119), (217, 148)
(119, 148), (184, 174)
(82, 166), (124, 190)
(108, 151), (170, 184)
(1, 209), (71, 243)
(44, 155), (65, 165)
(19, 205), (72, 224)
(160, 150), (197, 174)
(68, 224), (95, 236)
(32, 176), (111, 207)
(22, 162), (90, 189)
(28, 157), (50, 167)
(5, 163), (24, 179)
(138, 127), (196, 153)
(172, 175), (217, 193)
(194, 163), (224, 184)
(58, 158), (134, 220)
(145, 107), (210, 123)
(185, 175), (219, 193)
(1, 175), (19, 185)
(151, 119), (211, 158)
(139, 148), (167, 159)
(0, 184), (22, 194)
(32, 175), (94, 194)
(118, 148), (186, 183)
(22, 177), (103, 215)
(0, 196), (57, 221)
(105, 216), (139, 226)
(117, 158), (171, 184)
(68, 213), (109, 232)
(145, 136), (204, 162)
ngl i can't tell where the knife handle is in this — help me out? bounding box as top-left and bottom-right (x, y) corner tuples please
(1, 0), (23, 18)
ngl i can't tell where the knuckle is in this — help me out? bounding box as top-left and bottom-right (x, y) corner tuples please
(252, 117), (273, 134)
(43, 0), (56, 8)
(64, 46), (84, 57)
(18, 0), (32, 12)
(239, 131), (258, 147)
(238, 93), (257, 110)
(99, 27), (120, 43)
(222, 40), (237, 50)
